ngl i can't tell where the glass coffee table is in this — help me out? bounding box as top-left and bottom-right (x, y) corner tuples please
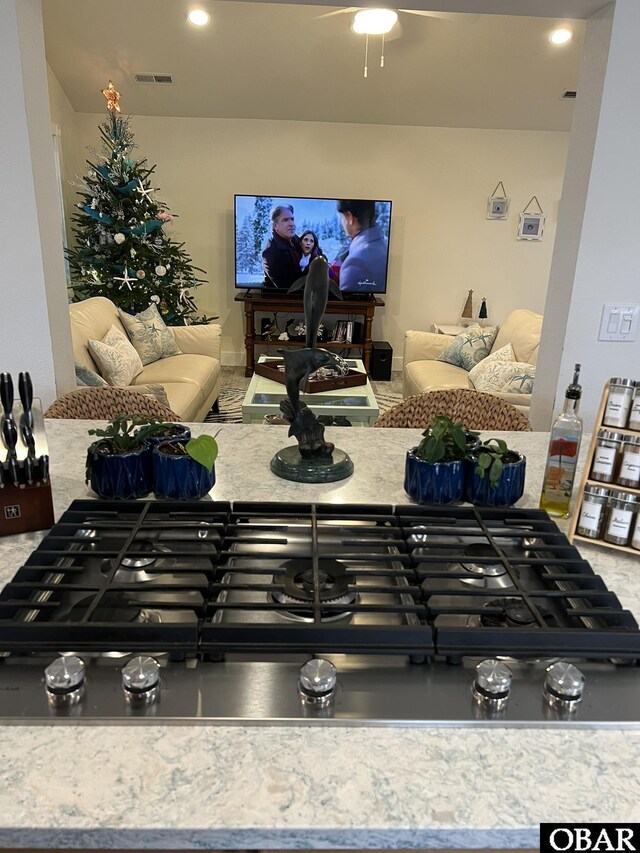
(242, 356), (379, 427)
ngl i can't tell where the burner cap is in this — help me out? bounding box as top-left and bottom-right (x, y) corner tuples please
(270, 558), (357, 622)
(480, 597), (557, 629)
(120, 539), (158, 569)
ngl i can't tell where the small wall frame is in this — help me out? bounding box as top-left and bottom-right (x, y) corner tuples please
(486, 182), (509, 219)
(517, 212), (545, 241)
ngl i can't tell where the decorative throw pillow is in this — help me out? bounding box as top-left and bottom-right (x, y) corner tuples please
(118, 304), (181, 366)
(500, 364), (536, 395)
(471, 360), (536, 394)
(468, 343), (515, 391)
(124, 383), (172, 409)
(88, 325), (144, 387)
(75, 361), (108, 387)
(436, 324), (499, 371)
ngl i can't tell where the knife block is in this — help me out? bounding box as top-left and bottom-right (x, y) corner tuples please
(0, 480), (54, 536)
(0, 397), (54, 537)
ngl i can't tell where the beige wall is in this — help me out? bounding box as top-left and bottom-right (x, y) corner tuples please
(59, 109), (568, 366)
(46, 66), (81, 247)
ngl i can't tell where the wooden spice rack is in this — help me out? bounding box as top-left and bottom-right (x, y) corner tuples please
(567, 382), (640, 556)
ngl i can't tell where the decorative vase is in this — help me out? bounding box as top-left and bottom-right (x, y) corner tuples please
(404, 449), (466, 505)
(88, 446), (151, 500)
(152, 445), (215, 500)
(465, 452), (527, 507)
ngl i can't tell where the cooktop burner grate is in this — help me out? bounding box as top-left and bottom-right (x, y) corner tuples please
(398, 505), (640, 659)
(0, 500), (638, 662)
(0, 500), (229, 653)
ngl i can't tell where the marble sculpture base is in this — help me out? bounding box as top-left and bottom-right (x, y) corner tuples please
(270, 446), (354, 483)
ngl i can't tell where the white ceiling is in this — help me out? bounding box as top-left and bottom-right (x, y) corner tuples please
(42, 0), (586, 131)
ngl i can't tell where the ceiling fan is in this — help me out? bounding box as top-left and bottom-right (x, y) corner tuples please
(317, 7), (472, 76)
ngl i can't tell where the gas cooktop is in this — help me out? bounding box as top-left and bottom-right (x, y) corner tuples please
(1, 499), (639, 727)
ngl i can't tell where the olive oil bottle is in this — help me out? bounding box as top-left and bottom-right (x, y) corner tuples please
(540, 364), (583, 518)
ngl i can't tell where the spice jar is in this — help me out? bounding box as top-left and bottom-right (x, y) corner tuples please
(631, 513), (640, 551)
(603, 378), (635, 428)
(590, 429), (624, 483)
(617, 435), (640, 489)
(604, 491), (638, 546)
(576, 484), (610, 539)
(629, 386), (640, 432)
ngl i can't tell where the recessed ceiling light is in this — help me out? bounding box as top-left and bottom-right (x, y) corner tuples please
(352, 9), (398, 35)
(550, 27), (572, 45)
(187, 8), (210, 26)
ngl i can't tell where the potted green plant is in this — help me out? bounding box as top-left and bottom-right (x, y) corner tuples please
(152, 433), (219, 500)
(85, 415), (171, 499)
(405, 416), (477, 505)
(465, 437), (526, 507)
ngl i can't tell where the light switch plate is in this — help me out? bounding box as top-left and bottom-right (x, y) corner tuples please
(598, 304), (639, 341)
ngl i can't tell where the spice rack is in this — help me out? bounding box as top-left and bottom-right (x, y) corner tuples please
(568, 382), (640, 555)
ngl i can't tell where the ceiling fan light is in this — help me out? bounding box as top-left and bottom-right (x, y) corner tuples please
(549, 27), (572, 45)
(352, 9), (398, 36)
(187, 8), (210, 26)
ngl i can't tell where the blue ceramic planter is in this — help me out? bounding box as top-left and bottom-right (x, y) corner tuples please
(152, 446), (215, 500)
(465, 453), (526, 507)
(88, 446), (151, 500)
(142, 424), (191, 449)
(404, 449), (465, 505)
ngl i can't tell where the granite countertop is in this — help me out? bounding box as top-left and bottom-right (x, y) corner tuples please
(1, 421), (640, 850)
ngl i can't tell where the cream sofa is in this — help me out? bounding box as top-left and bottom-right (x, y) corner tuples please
(403, 309), (543, 414)
(70, 297), (222, 422)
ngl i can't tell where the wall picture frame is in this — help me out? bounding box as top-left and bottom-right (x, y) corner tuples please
(517, 212), (545, 241)
(487, 197), (509, 219)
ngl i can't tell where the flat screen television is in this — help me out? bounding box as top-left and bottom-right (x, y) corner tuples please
(234, 194), (392, 295)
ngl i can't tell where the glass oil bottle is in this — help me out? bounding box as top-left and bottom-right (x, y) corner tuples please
(540, 363), (583, 518)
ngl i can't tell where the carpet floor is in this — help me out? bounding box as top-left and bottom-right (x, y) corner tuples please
(205, 367), (404, 425)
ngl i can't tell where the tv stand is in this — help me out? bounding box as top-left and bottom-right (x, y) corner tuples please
(234, 291), (384, 376)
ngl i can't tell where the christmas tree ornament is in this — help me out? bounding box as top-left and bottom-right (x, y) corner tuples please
(151, 295), (160, 304)
(479, 297), (488, 319)
(101, 80), (121, 112)
(114, 269), (135, 290)
(114, 233), (125, 244)
(136, 270), (146, 279)
(130, 248), (136, 258)
(155, 265), (167, 276)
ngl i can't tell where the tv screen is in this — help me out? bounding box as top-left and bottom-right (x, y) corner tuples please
(234, 194), (392, 294)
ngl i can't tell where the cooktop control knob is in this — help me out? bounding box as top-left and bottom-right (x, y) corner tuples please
(122, 656), (160, 702)
(472, 659), (512, 706)
(544, 661), (585, 706)
(299, 658), (337, 704)
(44, 655), (85, 703)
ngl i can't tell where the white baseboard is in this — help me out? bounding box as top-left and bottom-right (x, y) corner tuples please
(221, 351), (247, 367)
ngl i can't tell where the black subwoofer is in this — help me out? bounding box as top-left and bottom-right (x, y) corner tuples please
(370, 341), (393, 381)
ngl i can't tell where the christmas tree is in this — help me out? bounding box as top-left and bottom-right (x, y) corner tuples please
(67, 81), (208, 325)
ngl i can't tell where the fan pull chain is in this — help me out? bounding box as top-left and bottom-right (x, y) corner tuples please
(364, 33), (369, 78)
(380, 33), (385, 67)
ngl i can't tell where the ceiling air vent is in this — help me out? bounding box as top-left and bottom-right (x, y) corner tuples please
(562, 90), (577, 99)
(133, 73), (174, 85)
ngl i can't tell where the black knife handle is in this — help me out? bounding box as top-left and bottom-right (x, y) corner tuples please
(0, 463), (5, 489)
(21, 420), (36, 456)
(38, 454), (49, 484)
(0, 372), (14, 420)
(18, 372), (33, 427)
(2, 418), (17, 456)
(7, 457), (19, 486)
(23, 456), (34, 486)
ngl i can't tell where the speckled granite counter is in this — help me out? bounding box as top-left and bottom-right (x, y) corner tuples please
(1, 422), (639, 850)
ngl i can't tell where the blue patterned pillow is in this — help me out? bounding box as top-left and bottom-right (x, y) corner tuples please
(75, 361), (108, 387)
(436, 325), (499, 371)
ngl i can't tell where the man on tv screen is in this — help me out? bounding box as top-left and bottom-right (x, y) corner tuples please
(262, 204), (303, 290)
(333, 199), (387, 293)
